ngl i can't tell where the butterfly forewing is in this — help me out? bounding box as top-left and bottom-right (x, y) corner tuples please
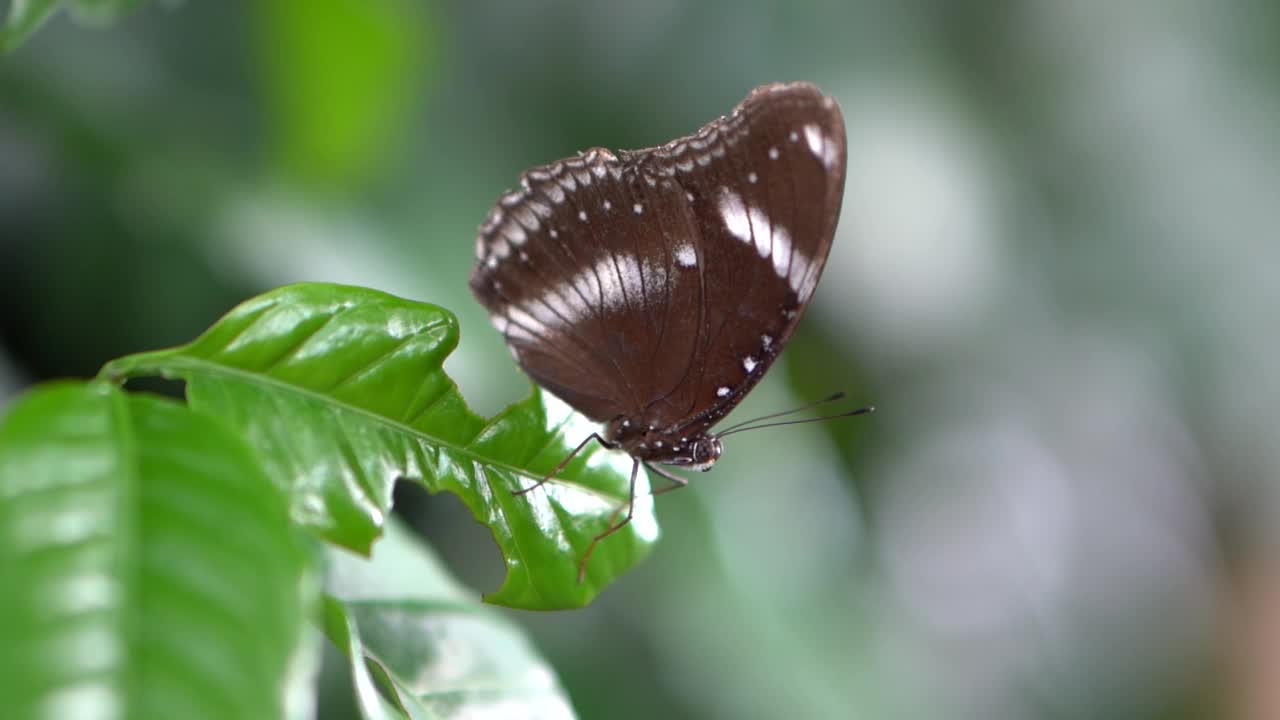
(471, 82), (846, 440)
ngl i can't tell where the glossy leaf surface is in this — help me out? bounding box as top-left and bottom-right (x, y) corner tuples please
(0, 382), (311, 720)
(102, 283), (657, 609)
(324, 519), (576, 719)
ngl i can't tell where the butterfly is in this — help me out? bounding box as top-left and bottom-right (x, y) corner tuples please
(470, 82), (868, 578)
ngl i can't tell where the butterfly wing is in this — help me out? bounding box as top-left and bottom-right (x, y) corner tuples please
(469, 145), (705, 422)
(470, 83), (846, 432)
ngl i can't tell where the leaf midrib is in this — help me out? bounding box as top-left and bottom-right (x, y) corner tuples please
(138, 355), (626, 504)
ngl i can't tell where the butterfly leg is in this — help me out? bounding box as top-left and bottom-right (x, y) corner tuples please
(514, 432), (616, 496)
(577, 456), (640, 584)
(644, 462), (690, 496)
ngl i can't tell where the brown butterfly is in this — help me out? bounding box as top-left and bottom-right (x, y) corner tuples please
(471, 82), (870, 579)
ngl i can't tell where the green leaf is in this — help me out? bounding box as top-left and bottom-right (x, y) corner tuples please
(0, 382), (312, 720)
(102, 283), (658, 609)
(1, 0), (61, 52)
(322, 598), (409, 720)
(324, 519), (576, 720)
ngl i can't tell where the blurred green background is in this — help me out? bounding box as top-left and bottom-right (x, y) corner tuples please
(3, 1), (1279, 718)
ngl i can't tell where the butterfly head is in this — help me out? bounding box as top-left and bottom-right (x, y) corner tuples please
(685, 434), (724, 471)
(638, 432), (722, 472)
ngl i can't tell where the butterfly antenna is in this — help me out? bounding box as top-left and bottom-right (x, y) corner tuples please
(717, 391), (848, 434)
(717, 404), (875, 438)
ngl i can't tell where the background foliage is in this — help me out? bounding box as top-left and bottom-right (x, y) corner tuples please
(3, 1), (1280, 719)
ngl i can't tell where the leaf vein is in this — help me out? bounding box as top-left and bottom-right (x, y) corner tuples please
(172, 357), (626, 502)
(262, 304), (352, 374)
(329, 319), (449, 392)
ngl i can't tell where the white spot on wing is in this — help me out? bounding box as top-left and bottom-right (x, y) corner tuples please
(743, 356), (758, 372)
(527, 200), (552, 219)
(787, 234), (811, 294)
(716, 386), (731, 397)
(571, 265), (602, 312)
(578, 210), (588, 222)
(616, 254), (643, 306)
(506, 304), (550, 337)
(747, 172), (758, 184)
(582, 253), (642, 314)
(504, 224), (527, 246)
(540, 287), (581, 326)
(513, 206), (539, 231)
(502, 317), (535, 343)
(768, 147), (779, 160)
(804, 123), (824, 159)
(602, 199), (612, 211)
(718, 188), (751, 244)
(633, 203), (643, 215)
(675, 243), (697, 267)
(748, 206), (772, 258)
(761, 334), (773, 348)
(516, 299), (554, 331)
(772, 224), (793, 282)
(805, 122), (840, 168)
(823, 142), (840, 169)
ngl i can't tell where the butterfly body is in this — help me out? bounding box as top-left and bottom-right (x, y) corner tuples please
(602, 416), (723, 470)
